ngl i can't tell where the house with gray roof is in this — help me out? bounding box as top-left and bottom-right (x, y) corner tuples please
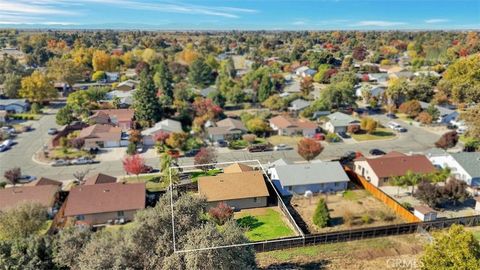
(199, 86), (217, 97)
(427, 151), (480, 187)
(419, 101), (459, 124)
(0, 99), (29, 113)
(324, 112), (360, 133)
(142, 119), (183, 146)
(289, 99), (311, 113)
(206, 117), (247, 142)
(269, 161), (350, 196)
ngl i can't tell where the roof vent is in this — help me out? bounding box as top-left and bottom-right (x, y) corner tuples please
(104, 189), (110, 192)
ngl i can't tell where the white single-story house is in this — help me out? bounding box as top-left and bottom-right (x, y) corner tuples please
(269, 115), (317, 137)
(206, 118), (247, 141)
(0, 99), (29, 113)
(289, 99), (311, 113)
(142, 119), (183, 146)
(324, 112), (360, 133)
(269, 161), (350, 196)
(419, 101), (459, 124)
(427, 151), (480, 187)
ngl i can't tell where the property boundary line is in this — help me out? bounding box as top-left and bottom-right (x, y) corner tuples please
(169, 160), (305, 254)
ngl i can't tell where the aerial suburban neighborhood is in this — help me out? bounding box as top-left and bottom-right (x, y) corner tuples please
(0, 0), (479, 269)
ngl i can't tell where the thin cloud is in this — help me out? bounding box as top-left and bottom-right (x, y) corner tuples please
(425, 18), (449, 24)
(292, 20), (307, 26)
(353, 20), (407, 27)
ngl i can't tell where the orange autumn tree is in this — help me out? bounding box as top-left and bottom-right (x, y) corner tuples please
(297, 138), (324, 162)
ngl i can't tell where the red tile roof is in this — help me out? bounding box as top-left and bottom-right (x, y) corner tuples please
(64, 182), (145, 216)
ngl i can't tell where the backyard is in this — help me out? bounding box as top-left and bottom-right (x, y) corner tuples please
(235, 207), (296, 241)
(351, 128), (396, 141)
(291, 189), (404, 233)
(122, 173), (168, 192)
(256, 233), (425, 270)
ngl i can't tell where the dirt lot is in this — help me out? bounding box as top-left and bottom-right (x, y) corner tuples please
(291, 189), (405, 233)
(257, 234), (425, 270)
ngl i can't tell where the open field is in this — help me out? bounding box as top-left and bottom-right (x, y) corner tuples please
(256, 234), (425, 270)
(235, 207), (296, 241)
(291, 189), (404, 233)
(351, 128), (396, 141)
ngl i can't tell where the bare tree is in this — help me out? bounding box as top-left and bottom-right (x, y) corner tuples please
(73, 169), (90, 184)
(4, 167), (21, 186)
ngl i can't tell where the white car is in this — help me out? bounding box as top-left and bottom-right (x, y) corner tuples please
(71, 157), (95, 165)
(274, 144), (293, 151)
(387, 121), (401, 130)
(456, 126), (468, 134)
(1, 139), (14, 148)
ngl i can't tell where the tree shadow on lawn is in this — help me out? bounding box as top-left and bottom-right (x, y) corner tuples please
(438, 198), (476, 212)
(237, 215), (264, 230)
(371, 130), (394, 137)
(262, 260), (330, 270)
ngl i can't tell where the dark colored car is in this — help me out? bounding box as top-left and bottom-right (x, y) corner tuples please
(185, 149), (200, 157)
(248, 144), (271, 153)
(337, 132), (350, 139)
(386, 113), (397, 119)
(141, 165), (154, 174)
(340, 151), (356, 163)
(369, 149), (386, 156)
(215, 140), (228, 147)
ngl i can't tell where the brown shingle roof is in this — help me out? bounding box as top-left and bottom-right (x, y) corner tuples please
(84, 173), (117, 185)
(0, 185), (59, 211)
(26, 177), (62, 187)
(216, 118), (247, 131)
(64, 182), (145, 216)
(198, 171), (269, 202)
(223, 163), (254, 174)
(269, 115), (317, 130)
(364, 152), (436, 178)
(92, 109), (134, 122)
(78, 124), (122, 141)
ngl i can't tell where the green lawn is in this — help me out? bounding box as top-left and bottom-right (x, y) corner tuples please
(122, 174), (168, 192)
(104, 222), (136, 232)
(11, 113), (42, 120)
(190, 169), (222, 181)
(351, 128), (396, 141)
(37, 220), (53, 236)
(236, 209), (295, 241)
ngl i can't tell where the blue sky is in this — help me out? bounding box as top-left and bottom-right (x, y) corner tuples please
(0, 0), (479, 30)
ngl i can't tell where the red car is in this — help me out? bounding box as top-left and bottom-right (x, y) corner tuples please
(313, 133), (325, 141)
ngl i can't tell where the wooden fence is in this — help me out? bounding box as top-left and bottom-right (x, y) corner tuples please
(344, 167), (421, 223)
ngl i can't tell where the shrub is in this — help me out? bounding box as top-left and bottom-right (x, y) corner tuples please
(30, 103), (41, 114)
(361, 215), (373, 224)
(347, 124), (360, 134)
(416, 111), (433, 124)
(399, 100), (422, 118)
(402, 202), (413, 210)
(229, 140), (248, 150)
(435, 131), (459, 150)
(297, 138), (324, 162)
(312, 198), (330, 228)
(242, 134), (257, 144)
(326, 133), (340, 142)
(126, 142), (137, 155)
(208, 202), (234, 225)
(343, 210), (355, 227)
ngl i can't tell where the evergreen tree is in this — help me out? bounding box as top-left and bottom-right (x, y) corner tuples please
(188, 58), (214, 87)
(257, 74), (273, 102)
(133, 70), (162, 126)
(153, 60), (173, 100)
(312, 198), (330, 228)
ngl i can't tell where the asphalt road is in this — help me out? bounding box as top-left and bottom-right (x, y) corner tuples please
(0, 111), (442, 182)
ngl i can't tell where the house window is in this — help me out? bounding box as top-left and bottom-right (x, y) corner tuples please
(287, 186), (293, 191)
(334, 182), (340, 187)
(117, 211), (125, 218)
(77, 215), (85, 221)
(253, 197), (257, 203)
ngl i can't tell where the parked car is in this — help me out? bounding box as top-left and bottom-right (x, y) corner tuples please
(71, 157), (96, 165)
(340, 151), (357, 163)
(369, 149), (386, 156)
(386, 113), (397, 119)
(313, 133), (325, 141)
(337, 131), (350, 139)
(0, 144), (7, 152)
(274, 144), (293, 151)
(142, 165), (156, 174)
(18, 175), (37, 183)
(387, 121), (401, 129)
(1, 139), (14, 148)
(136, 144), (147, 153)
(394, 126), (407, 132)
(47, 128), (58, 135)
(1, 126), (15, 134)
(456, 126), (468, 134)
(248, 144), (271, 153)
(214, 139), (228, 148)
(185, 149), (200, 157)
(52, 159), (70, 167)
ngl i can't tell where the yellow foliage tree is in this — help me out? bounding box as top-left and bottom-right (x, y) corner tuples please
(19, 71), (57, 102)
(92, 50), (112, 71)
